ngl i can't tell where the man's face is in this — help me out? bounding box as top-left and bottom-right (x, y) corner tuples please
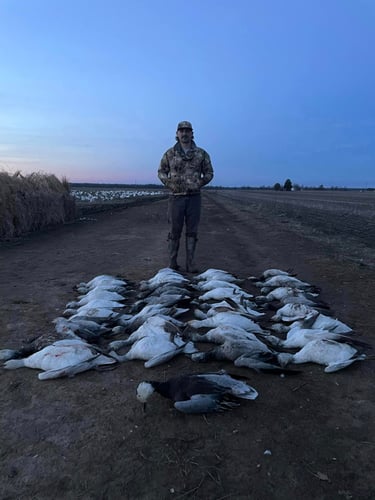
(177, 128), (193, 144)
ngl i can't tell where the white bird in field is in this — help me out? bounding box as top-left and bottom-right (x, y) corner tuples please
(199, 287), (253, 302)
(69, 307), (120, 321)
(248, 268), (295, 282)
(66, 289), (127, 309)
(76, 275), (128, 294)
(136, 370), (258, 413)
(139, 268), (189, 292)
(188, 311), (265, 334)
(64, 299), (125, 318)
(109, 315), (197, 367)
(267, 327), (370, 350)
(116, 303), (189, 332)
(278, 339), (366, 373)
(193, 280), (244, 293)
(194, 269), (242, 283)
(256, 286), (328, 310)
(271, 303), (320, 322)
(206, 301), (263, 319)
(185, 324), (265, 344)
(256, 275), (320, 294)
(271, 311), (353, 335)
(3, 339), (116, 379)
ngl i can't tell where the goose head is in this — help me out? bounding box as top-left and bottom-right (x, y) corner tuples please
(136, 381), (155, 411)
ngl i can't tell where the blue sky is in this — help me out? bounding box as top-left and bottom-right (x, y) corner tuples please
(1, 0), (374, 188)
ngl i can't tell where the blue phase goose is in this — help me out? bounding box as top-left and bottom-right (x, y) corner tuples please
(191, 337), (292, 372)
(53, 316), (112, 343)
(136, 371), (258, 413)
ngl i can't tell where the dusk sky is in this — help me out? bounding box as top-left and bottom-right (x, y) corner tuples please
(1, 0), (374, 188)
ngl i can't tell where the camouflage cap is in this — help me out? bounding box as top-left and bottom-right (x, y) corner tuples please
(177, 121), (193, 130)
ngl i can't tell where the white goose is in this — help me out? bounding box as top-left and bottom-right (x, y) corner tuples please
(188, 311), (265, 334)
(199, 287), (253, 302)
(139, 269), (189, 292)
(268, 327), (369, 350)
(109, 316), (196, 368)
(194, 269), (242, 283)
(66, 289), (127, 309)
(279, 339), (366, 373)
(76, 275), (128, 294)
(271, 303), (319, 322)
(3, 339), (116, 380)
(272, 312), (353, 335)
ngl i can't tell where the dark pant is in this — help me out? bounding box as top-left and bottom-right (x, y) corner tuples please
(168, 194), (201, 239)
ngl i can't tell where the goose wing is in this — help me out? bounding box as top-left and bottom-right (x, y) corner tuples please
(174, 394), (240, 413)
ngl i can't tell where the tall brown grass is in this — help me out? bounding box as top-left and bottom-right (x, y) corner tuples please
(0, 171), (76, 239)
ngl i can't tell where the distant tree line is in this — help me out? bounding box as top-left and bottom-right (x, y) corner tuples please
(69, 182), (373, 192)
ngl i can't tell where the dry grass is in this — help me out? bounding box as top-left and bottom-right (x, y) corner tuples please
(0, 171), (76, 238)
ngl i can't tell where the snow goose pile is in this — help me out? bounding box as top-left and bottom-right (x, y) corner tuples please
(1, 267), (372, 413)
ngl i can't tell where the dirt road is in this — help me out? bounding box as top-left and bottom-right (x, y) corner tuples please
(1, 190), (374, 499)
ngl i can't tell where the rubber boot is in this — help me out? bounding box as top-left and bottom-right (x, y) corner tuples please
(186, 235), (199, 273)
(168, 237), (180, 270)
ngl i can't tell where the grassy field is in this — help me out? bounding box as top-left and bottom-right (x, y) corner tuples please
(0, 171), (75, 239)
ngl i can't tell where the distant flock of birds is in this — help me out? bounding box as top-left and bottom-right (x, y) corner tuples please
(1, 267), (372, 414)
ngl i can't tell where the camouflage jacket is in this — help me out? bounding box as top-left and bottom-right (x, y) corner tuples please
(158, 141), (214, 195)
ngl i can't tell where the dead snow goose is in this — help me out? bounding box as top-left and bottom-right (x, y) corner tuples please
(193, 280), (244, 292)
(69, 307), (121, 321)
(271, 303), (320, 323)
(139, 269), (189, 292)
(109, 329), (195, 367)
(75, 275), (128, 294)
(3, 339), (115, 379)
(136, 370), (258, 413)
(279, 339), (366, 373)
(78, 275), (127, 289)
(269, 327), (370, 350)
(70, 290), (127, 308)
(257, 275), (320, 294)
(199, 287), (253, 303)
(279, 311), (353, 334)
(188, 311), (265, 334)
(194, 269), (242, 283)
(248, 268), (295, 281)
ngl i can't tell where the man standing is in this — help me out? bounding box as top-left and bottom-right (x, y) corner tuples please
(158, 121), (214, 272)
